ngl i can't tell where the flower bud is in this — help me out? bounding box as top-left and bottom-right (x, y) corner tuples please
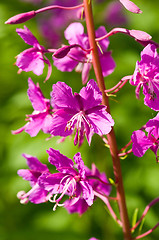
(53, 44), (78, 59)
(119, 0), (142, 14)
(5, 11), (36, 24)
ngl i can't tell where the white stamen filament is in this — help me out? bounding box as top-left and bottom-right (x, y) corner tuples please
(66, 111), (91, 132)
(49, 176), (77, 211)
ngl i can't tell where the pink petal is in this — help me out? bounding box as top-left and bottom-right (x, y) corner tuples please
(16, 26), (39, 46)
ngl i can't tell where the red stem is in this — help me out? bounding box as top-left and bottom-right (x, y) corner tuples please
(119, 140), (132, 153)
(118, 149), (132, 157)
(135, 222), (159, 239)
(83, 1), (132, 239)
(105, 76), (131, 93)
(35, 3), (84, 14)
(131, 197), (159, 232)
(94, 190), (122, 226)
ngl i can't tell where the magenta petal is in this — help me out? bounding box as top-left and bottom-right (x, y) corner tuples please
(140, 43), (157, 60)
(65, 198), (89, 215)
(22, 153), (49, 172)
(131, 130), (153, 157)
(38, 172), (65, 193)
(79, 79), (102, 109)
(27, 78), (48, 111)
(47, 148), (74, 169)
(51, 81), (78, 109)
(80, 180), (94, 206)
(88, 109), (114, 136)
(16, 49), (44, 75)
(100, 52), (116, 77)
(16, 26), (39, 46)
(73, 152), (85, 178)
(12, 124), (27, 135)
(53, 55), (78, 72)
(143, 85), (159, 111)
(29, 187), (48, 204)
(17, 169), (36, 182)
(48, 113), (73, 137)
(64, 22), (84, 44)
(25, 116), (45, 137)
(146, 115), (159, 138)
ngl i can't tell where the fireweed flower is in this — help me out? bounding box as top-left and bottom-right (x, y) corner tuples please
(12, 78), (53, 137)
(53, 22), (115, 84)
(16, 26), (52, 81)
(38, 149), (111, 214)
(130, 44), (159, 111)
(131, 113), (159, 161)
(49, 79), (114, 146)
(17, 153), (49, 204)
(39, 149), (94, 212)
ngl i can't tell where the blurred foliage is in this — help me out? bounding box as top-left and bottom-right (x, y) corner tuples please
(1, 0), (159, 240)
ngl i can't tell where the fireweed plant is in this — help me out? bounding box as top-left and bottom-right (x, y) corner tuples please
(5, 0), (159, 239)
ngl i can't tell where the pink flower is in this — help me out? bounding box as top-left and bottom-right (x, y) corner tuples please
(49, 79), (114, 146)
(16, 26), (52, 81)
(53, 22), (115, 84)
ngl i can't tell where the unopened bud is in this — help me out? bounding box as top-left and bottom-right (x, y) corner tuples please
(119, 0), (142, 14)
(53, 44), (78, 59)
(5, 11), (36, 24)
(129, 30), (152, 41)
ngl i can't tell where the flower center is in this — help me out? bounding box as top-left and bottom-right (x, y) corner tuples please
(65, 110), (91, 132)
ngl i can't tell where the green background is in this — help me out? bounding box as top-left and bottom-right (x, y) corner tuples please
(1, 0), (159, 239)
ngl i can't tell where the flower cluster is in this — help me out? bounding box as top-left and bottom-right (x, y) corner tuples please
(6, 0), (159, 239)
(17, 149), (111, 215)
(14, 22), (115, 83)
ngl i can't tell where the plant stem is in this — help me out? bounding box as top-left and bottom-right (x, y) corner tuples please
(83, 1), (132, 239)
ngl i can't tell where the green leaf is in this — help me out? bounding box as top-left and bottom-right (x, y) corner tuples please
(138, 217), (145, 235)
(132, 208), (139, 233)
